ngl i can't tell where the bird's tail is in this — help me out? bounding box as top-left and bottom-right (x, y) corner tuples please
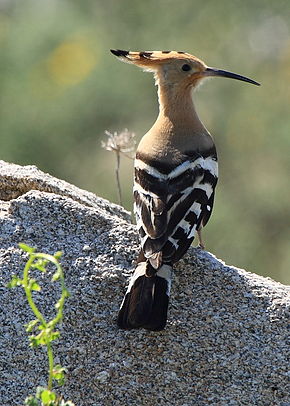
(117, 261), (172, 331)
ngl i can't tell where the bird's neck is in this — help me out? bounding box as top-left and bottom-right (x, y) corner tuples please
(156, 83), (206, 134)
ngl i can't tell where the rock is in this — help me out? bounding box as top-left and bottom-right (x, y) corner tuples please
(0, 160), (289, 405)
(0, 160), (130, 221)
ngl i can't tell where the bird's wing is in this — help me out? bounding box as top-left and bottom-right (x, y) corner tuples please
(134, 153), (218, 264)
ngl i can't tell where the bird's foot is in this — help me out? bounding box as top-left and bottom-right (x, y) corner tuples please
(197, 228), (206, 250)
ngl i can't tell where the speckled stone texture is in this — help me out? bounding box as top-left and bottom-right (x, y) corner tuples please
(0, 160), (289, 406)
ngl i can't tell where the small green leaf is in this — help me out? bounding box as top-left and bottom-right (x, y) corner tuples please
(52, 270), (61, 282)
(29, 330), (50, 347)
(54, 251), (63, 260)
(24, 395), (39, 406)
(7, 274), (23, 288)
(55, 297), (64, 310)
(36, 386), (47, 397)
(31, 328), (60, 346)
(52, 364), (66, 383)
(40, 389), (56, 403)
(25, 319), (39, 332)
(19, 243), (35, 253)
(47, 330), (60, 343)
(32, 258), (48, 272)
(29, 279), (41, 291)
(63, 288), (70, 298)
(29, 334), (42, 347)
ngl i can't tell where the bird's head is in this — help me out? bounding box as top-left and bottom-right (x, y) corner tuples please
(110, 49), (260, 90)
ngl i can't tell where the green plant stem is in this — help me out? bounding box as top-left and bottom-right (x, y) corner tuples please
(23, 256), (46, 326)
(47, 342), (54, 391)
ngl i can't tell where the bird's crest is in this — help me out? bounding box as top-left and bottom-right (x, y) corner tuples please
(110, 49), (204, 70)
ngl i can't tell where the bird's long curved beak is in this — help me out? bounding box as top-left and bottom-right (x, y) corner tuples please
(205, 67), (260, 86)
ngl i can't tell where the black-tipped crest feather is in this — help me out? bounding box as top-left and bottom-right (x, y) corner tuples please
(110, 49), (129, 57)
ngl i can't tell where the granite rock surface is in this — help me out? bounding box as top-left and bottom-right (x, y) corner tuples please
(0, 160), (289, 406)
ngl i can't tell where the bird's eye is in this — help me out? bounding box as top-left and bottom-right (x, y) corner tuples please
(182, 64), (191, 72)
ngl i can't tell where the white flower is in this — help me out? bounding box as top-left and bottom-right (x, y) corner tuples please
(101, 129), (136, 157)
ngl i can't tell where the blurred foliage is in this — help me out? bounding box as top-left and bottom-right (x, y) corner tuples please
(0, 0), (289, 283)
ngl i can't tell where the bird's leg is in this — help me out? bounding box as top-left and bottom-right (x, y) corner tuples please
(197, 227), (205, 250)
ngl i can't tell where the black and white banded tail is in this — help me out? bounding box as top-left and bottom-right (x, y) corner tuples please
(117, 262), (172, 331)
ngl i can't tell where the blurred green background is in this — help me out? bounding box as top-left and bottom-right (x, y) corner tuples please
(1, 0), (289, 283)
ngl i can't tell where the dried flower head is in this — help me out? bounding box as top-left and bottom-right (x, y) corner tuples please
(100, 129), (136, 206)
(101, 129), (136, 158)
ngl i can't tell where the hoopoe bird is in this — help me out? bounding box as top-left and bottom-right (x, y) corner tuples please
(111, 49), (260, 331)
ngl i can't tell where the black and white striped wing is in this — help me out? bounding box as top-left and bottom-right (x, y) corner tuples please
(134, 154), (218, 264)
